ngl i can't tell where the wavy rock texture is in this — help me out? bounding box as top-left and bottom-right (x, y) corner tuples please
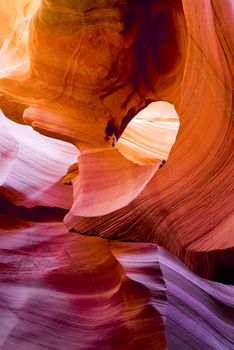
(117, 101), (179, 165)
(0, 214), (167, 349)
(0, 0), (233, 349)
(158, 247), (234, 349)
(0, 209), (233, 349)
(0, 110), (77, 208)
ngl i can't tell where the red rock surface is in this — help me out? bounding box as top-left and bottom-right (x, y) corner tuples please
(0, 0), (233, 348)
(0, 209), (233, 349)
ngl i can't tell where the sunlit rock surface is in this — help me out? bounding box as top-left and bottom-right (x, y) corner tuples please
(0, 110), (77, 208)
(0, 0), (233, 349)
(117, 102), (179, 165)
(0, 0), (40, 48)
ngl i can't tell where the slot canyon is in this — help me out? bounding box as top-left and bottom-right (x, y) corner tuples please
(0, 1), (233, 349)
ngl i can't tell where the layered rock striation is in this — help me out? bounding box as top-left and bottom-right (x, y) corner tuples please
(0, 0), (233, 348)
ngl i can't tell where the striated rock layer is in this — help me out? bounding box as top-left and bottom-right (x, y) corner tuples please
(0, 0), (233, 349)
(0, 205), (233, 349)
(0, 0), (233, 280)
(0, 111), (78, 208)
(0, 208), (167, 349)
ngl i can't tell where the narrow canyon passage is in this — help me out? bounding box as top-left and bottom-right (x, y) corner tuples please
(0, 0), (233, 349)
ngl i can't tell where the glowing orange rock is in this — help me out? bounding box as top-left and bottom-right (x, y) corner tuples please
(0, 0), (39, 48)
(117, 101), (179, 165)
(0, 0), (233, 282)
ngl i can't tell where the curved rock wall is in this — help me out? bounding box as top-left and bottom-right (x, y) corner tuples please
(0, 0), (233, 348)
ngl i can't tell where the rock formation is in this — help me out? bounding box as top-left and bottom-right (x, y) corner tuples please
(0, 0), (233, 349)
